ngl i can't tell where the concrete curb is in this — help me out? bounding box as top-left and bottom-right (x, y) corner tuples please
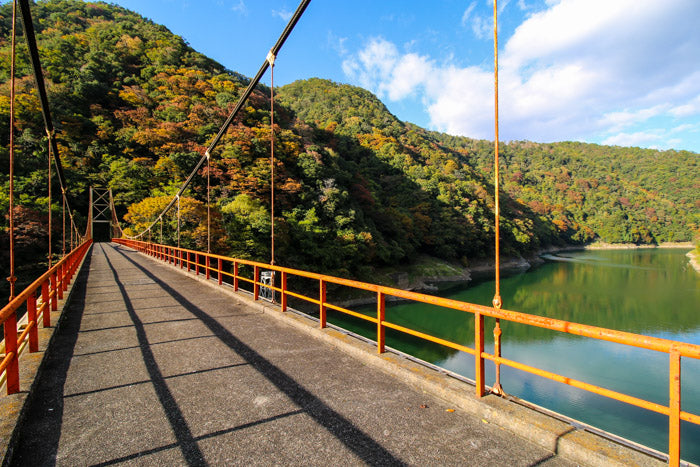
(130, 247), (668, 467)
(0, 246), (92, 466)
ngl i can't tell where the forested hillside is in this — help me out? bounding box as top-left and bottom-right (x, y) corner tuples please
(1, 0), (697, 301)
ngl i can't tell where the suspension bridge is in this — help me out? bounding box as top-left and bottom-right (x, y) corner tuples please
(2, 0), (699, 465)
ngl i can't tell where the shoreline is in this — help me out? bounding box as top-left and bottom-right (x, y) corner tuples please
(687, 250), (700, 274)
(583, 241), (693, 250)
(338, 242), (697, 307)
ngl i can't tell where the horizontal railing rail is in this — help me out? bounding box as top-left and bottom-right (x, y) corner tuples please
(113, 238), (698, 465)
(1, 240), (92, 394)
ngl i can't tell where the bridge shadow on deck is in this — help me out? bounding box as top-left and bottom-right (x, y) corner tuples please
(8, 243), (567, 466)
(106, 244), (404, 466)
(9, 243), (405, 466)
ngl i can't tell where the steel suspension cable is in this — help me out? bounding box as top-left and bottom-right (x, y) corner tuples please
(17, 0), (88, 247)
(126, 0), (311, 240)
(7, 0), (18, 301)
(492, 0), (504, 396)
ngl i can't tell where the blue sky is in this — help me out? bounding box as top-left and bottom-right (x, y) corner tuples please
(106, 0), (700, 153)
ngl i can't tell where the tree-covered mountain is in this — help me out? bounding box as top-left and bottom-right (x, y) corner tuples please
(1, 0), (697, 301)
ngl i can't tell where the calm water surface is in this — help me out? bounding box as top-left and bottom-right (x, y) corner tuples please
(326, 249), (700, 462)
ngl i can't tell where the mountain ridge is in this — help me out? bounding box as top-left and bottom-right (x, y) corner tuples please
(0, 1), (697, 301)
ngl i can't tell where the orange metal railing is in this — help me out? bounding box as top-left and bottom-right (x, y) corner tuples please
(1, 240), (92, 394)
(113, 238), (698, 465)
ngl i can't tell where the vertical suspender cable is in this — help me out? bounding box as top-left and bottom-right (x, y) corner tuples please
(62, 191), (66, 256)
(177, 195), (181, 249)
(493, 0), (501, 309)
(47, 133), (52, 268)
(269, 55), (276, 266)
(491, 0), (504, 396)
(207, 151), (211, 253)
(7, 0), (17, 301)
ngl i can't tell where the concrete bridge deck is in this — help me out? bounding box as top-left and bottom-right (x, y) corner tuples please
(5, 243), (581, 466)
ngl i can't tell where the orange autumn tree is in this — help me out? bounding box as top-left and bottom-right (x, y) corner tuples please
(122, 195), (228, 252)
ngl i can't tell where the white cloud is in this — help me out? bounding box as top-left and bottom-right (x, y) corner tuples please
(341, 0), (700, 150)
(461, 2), (477, 26)
(670, 92), (700, 118)
(670, 123), (696, 134)
(470, 15), (491, 40)
(231, 0), (246, 14)
(602, 131), (660, 147)
(327, 31), (348, 56)
(599, 105), (669, 133)
(272, 8), (293, 22)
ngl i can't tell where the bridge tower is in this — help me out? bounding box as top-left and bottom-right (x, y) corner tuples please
(89, 187), (116, 242)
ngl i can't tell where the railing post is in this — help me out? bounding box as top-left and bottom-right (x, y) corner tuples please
(669, 348), (681, 467)
(475, 312), (485, 397)
(319, 279), (326, 328)
(50, 271), (58, 311)
(187, 252), (191, 272)
(206, 256), (210, 280)
(62, 262), (69, 292)
(233, 262), (239, 291)
(217, 258), (222, 285)
(41, 280), (50, 327)
(28, 291), (38, 352)
(57, 264), (64, 300)
(3, 312), (20, 394)
(66, 256), (74, 285)
(180, 250), (184, 269)
(254, 265), (260, 300)
(281, 271), (287, 312)
(377, 291), (385, 354)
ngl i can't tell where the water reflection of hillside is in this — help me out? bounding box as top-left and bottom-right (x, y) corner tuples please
(332, 250), (700, 462)
(332, 249), (699, 366)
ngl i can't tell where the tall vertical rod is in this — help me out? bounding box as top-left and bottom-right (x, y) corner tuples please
(47, 133), (52, 268)
(62, 190), (66, 256)
(7, 0), (18, 301)
(493, 0), (501, 308)
(177, 195), (181, 249)
(207, 152), (211, 253)
(89, 187), (93, 240)
(269, 58), (276, 266)
(491, 0), (504, 396)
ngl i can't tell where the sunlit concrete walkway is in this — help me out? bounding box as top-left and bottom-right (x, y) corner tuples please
(8, 243), (574, 466)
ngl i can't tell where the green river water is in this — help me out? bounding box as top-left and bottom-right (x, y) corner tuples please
(322, 249), (700, 462)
